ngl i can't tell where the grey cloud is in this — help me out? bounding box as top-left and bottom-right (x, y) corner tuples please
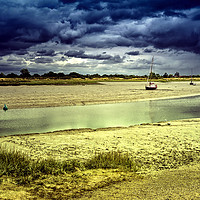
(0, 0), (200, 75)
(14, 50), (29, 55)
(101, 55), (125, 64)
(36, 49), (56, 56)
(64, 50), (85, 57)
(1, 0), (200, 55)
(34, 57), (54, 64)
(126, 51), (140, 56)
(64, 50), (124, 63)
(144, 48), (154, 53)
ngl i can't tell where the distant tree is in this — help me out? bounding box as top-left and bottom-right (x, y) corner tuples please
(150, 72), (157, 79)
(0, 72), (6, 78)
(33, 73), (40, 78)
(69, 72), (83, 78)
(20, 68), (31, 78)
(47, 71), (57, 78)
(163, 72), (168, 78)
(90, 74), (101, 79)
(57, 72), (65, 78)
(42, 71), (58, 78)
(115, 74), (125, 78)
(7, 73), (19, 78)
(156, 73), (161, 79)
(174, 72), (180, 77)
(102, 74), (109, 78)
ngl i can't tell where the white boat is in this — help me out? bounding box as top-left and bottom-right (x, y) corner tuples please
(145, 56), (157, 90)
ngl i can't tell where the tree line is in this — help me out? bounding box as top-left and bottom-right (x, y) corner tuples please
(0, 69), (199, 79)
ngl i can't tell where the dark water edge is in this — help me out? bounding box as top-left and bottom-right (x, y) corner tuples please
(1, 95), (200, 136)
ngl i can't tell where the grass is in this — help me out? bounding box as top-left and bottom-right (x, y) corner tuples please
(0, 77), (200, 86)
(0, 146), (140, 199)
(0, 78), (100, 86)
(85, 151), (139, 171)
(0, 146), (139, 184)
(0, 145), (199, 199)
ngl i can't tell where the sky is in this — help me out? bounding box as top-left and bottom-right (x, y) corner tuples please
(0, 0), (200, 76)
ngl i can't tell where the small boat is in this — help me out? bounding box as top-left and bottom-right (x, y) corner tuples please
(190, 69), (196, 85)
(3, 104), (8, 111)
(145, 56), (157, 90)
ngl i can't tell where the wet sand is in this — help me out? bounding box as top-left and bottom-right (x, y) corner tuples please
(1, 81), (200, 109)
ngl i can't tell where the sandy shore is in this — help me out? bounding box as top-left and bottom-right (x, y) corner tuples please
(1, 81), (200, 109)
(0, 119), (200, 172)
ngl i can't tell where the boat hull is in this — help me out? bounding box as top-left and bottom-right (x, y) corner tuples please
(145, 83), (157, 90)
(145, 86), (157, 90)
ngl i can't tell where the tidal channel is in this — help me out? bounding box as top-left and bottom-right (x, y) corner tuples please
(1, 95), (200, 136)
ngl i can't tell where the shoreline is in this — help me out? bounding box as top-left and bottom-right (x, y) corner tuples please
(0, 118), (199, 170)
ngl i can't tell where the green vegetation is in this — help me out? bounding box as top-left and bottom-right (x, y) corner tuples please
(0, 146), (139, 199)
(0, 146), (139, 184)
(0, 78), (99, 86)
(0, 76), (199, 86)
(1, 68), (200, 86)
(0, 145), (199, 199)
(85, 151), (139, 171)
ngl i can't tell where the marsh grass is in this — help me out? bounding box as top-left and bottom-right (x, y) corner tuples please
(0, 78), (99, 86)
(1, 77), (200, 86)
(0, 146), (138, 185)
(85, 151), (139, 171)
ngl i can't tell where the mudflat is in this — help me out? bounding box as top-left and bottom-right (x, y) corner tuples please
(1, 81), (200, 109)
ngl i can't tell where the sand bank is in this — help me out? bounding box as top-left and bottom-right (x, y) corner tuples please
(1, 81), (200, 109)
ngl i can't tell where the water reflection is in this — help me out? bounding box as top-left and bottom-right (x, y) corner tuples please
(0, 95), (200, 136)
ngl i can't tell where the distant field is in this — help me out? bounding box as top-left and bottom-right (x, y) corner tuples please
(0, 78), (99, 86)
(0, 77), (199, 86)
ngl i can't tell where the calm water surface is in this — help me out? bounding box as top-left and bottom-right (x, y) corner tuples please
(0, 95), (200, 136)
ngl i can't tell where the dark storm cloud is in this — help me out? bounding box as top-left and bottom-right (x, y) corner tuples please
(126, 51), (140, 56)
(0, 64), (22, 73)
(34, 57), (54, 64)
(14, 50), (29, 56)
(65, 50), (123, 62)
(0, 1), (56, 51)
(36, 50), (56, 56)
(59, 0), (77, 4)
(0, 0), (200, 58)
(101, 55), (125, 64)
(144, 48), (154, 53)
(192, 14), (200, 21)
(7, 57), (24, 62)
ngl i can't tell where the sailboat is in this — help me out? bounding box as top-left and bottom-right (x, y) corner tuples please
(190, 69), (196, 85)
(145, 56), (157, 90)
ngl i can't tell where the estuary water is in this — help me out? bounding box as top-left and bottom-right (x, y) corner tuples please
(1, 95), (200, 136)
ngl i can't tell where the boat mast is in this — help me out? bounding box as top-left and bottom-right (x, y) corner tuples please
(147, 56), (154, 84)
